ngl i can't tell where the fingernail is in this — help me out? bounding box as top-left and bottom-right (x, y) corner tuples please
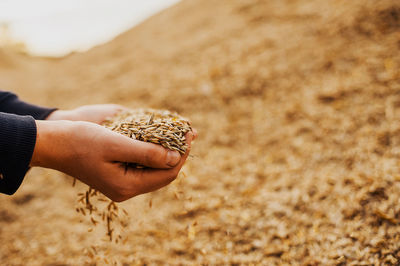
(167, 150), (181, 167)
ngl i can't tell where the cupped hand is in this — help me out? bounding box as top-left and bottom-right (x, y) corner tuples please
(46, 104), (126, 124)
(47, 104), (199, 140)
(31, 120), (193, 202)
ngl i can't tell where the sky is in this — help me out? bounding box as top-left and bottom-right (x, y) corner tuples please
(0, 0), (180, 56)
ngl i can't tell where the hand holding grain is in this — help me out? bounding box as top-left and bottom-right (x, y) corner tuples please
(30, 120), (193, 202)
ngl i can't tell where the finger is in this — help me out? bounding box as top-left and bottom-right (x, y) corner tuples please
(106, 131), (182, 169)
(100, 105), (128, 123)
(127, 133), (193, 195)
(107, 104), (128, 113)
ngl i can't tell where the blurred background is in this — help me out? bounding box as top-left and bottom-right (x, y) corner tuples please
(0, 0), (400, 265)
(0, 0), (179, 56)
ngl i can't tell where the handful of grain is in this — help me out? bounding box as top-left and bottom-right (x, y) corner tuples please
(103, 108), (192, 154)
(76, 108), (193, 243)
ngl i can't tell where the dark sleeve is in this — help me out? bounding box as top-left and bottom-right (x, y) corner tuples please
(0, 112), (37, 195)
(0, 90), (56, 120)
(0, 90), (56, 195)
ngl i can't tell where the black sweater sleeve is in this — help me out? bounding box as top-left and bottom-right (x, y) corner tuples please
(0, 91), (57, 195)
(0, 113), (37, 194)
(0, 91), (56, 120)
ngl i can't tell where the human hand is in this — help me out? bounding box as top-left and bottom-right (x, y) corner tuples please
(46, 104), (126, 124)
(47, 104), (199, 140)
(31, 120), (193, 202)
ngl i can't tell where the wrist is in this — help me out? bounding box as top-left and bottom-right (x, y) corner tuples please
(30, 120), (75, 168)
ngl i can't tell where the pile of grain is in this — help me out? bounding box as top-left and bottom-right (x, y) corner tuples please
(1, 0), (400, 265)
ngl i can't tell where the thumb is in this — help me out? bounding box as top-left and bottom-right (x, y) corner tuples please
(106, 131), (181, 169)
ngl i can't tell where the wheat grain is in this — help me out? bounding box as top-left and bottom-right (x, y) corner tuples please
(103, 108), (192, 154)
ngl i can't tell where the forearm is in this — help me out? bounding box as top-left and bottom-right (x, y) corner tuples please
(31, 120), (76, 170)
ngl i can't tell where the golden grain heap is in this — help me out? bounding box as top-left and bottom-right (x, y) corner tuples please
(103, 108), (192, 154)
